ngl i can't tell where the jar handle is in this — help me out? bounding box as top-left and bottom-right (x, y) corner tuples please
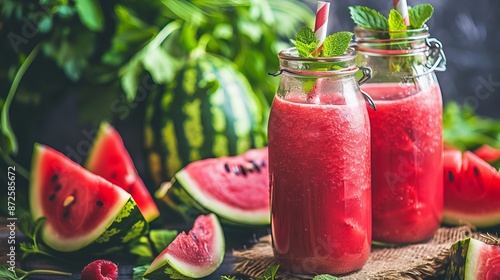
(358, 66), (377, 111)
(404, 38), (447, 81)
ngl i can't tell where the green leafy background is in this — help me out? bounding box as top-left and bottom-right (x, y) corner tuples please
(0, 0), (314, 214)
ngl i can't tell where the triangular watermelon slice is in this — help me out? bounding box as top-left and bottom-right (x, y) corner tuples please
(444, 150), (500, 227)
(156, 148), (269, 226)
(86, 122), (159, 222)
(144, 214), (224, 278)
(30, 144), (148, 252)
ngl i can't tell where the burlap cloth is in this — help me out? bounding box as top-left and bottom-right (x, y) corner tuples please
(233, 226), (484, 279)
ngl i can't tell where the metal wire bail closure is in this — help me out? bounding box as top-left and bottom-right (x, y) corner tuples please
(405, 37), (447, 80)
(358, 66), (376, 111)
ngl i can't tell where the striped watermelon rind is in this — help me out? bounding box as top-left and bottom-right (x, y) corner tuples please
(144, 52), (268, 184)
(30, 144), (148, 253)
(155, 179), (251, 227)
(446, 237), (500, 279)
(144, 214), (225, 279)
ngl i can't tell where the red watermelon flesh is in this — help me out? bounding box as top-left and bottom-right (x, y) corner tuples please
(30, 144), (131, 252)
(174, 147), (269, 225)
(446, 238), (500, 279)
(144, 214), (224, 278)
(86, 122), (159, 222)
(443, 149), (500, 227)
(474, 144), (500, 163)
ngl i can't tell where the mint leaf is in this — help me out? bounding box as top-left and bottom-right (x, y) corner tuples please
(409, 4), (434, 29)
(322, 31), (353, 57)
(312, 275), (339, 280)
(349, 6), (388, 30)
(294, 26), (318, 58)
(388, 9), (407, 39)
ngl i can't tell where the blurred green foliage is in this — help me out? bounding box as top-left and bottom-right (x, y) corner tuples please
(0, 0), (315, 159)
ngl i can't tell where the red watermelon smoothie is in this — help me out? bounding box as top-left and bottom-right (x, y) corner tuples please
(268, 92), (371, 274)
(363, 83), (443, 244)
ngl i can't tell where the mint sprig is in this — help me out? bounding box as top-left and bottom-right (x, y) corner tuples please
(349, 4), (434, 31)
(292, 26), (352, 58)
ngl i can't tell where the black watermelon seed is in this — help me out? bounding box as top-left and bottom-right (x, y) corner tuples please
(191, 232), (198, 242)
(224, 163), (230, 173)
(261, 160), (266, 167)
(250, 160), (261, 172)
(49, 194), (56, 201)
(62, 210), (70, 219)
(448, 171), (455, 183)
(96, 200), (104, 207)
(127, 185), (134, 193)
(239, 165), (247, 176)
(473, 166), (480, 177)
(51, 174), (59, 182)
(54, 185), (62, 192)
(111, 173), (117, 179)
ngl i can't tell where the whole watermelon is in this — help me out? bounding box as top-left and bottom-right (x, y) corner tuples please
(144, 52), (268, 184)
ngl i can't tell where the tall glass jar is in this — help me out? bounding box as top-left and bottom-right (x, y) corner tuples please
(268, 47), (372, 274)
(354, 26), (445, 244)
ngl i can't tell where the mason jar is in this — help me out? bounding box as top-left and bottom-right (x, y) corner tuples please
(354, 26), (446, 244)
(268, 47), (372, 274)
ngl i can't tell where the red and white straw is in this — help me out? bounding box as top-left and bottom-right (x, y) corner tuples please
(313, 1), (330, 55)
(393, 0), (410, 26)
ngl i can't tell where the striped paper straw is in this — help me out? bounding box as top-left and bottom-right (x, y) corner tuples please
(313, 1), (330, 55)
(394, 0), (410, 26)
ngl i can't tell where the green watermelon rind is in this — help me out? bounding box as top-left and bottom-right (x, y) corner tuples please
(30, 144), (148, 253)
(446, 238), (484, 280)
(158, 180), (250, 227)
(86, 121), (160, 222)
(144, 214), (225, 278)
(143, 53), (268, 184)
(174, 170), (270, 226)
(443, 210), (500, 228)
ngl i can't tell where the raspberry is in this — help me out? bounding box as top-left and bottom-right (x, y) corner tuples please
(81, 259), (118, 280)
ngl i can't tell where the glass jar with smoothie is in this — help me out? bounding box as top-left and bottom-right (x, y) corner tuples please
(354, 26), (446, 244)
(268, 47), (372, 274)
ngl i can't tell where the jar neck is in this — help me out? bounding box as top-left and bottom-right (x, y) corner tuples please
(278, 47), (359, 77)
(354, 26), (430, 56)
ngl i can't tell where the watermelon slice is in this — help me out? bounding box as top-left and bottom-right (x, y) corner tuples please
(86, 122), (159, 222)
(443, 149), (500, 227)
(30, 144), (148, 252)
(156, 148), (269, 226)
(144, 214), (224, 279)
(474, 144), (500, 163)
(446, 237), (500, 280)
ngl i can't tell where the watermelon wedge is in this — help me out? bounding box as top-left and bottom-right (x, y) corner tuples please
(86, 122), (159, 222)
(30, 144), (148, 252)
(144, 214), (224, 279)
(443, 149), (500, 227)
(446, 237), (500, 280)
(156, 148), (269, 226)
